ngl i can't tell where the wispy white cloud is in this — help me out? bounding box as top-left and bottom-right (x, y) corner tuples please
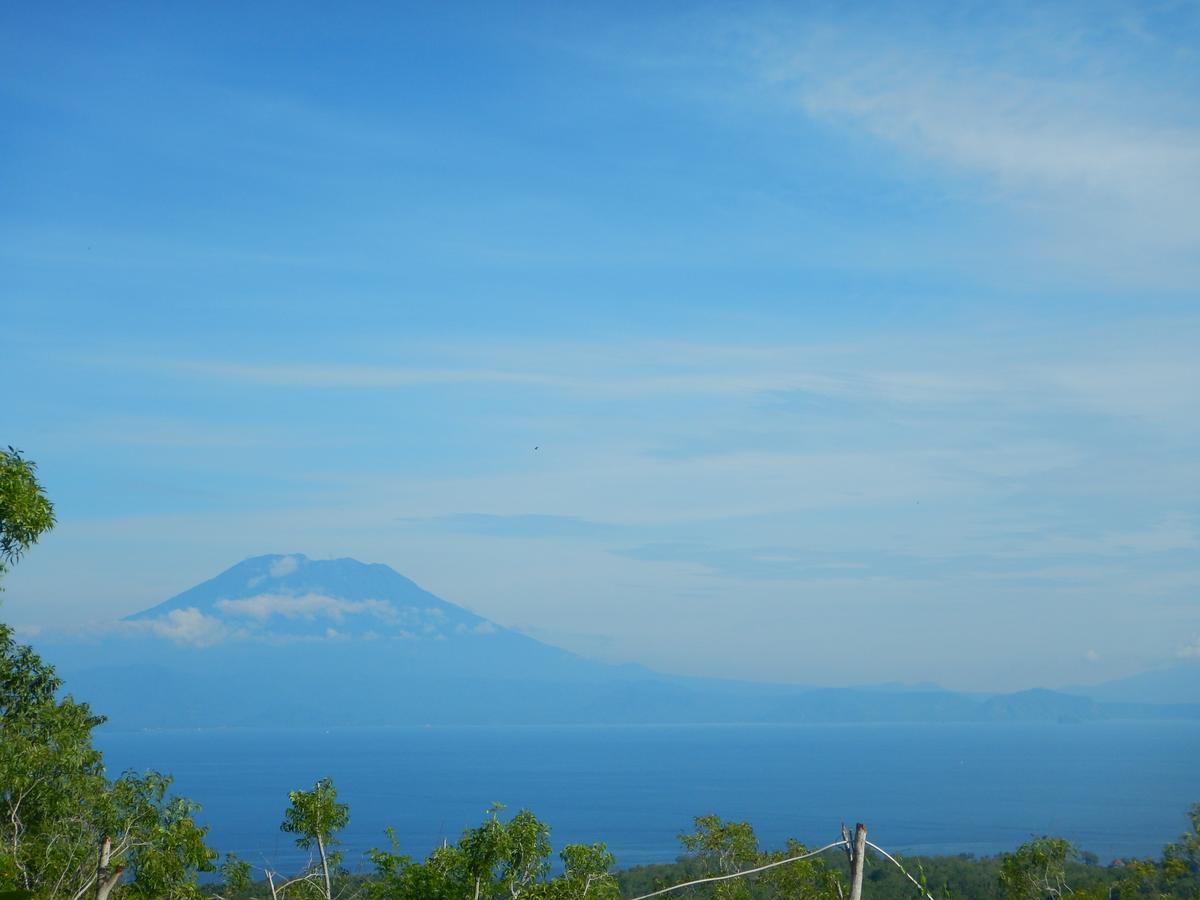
(399, 513), (625, 539)
(214, 592), (397, 623)
(130, 608), (232, 647)
(168, 361), (557, 389)
(1038, 361), (1200, 423)
(742, 7), (1200, 283)
(987, 514), (1200, 559)
(111, 592), (457, 645)
(98, 325), (1200, 432)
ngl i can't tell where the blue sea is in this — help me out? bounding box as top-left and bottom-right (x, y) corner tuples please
(96, 722), (1199, 874)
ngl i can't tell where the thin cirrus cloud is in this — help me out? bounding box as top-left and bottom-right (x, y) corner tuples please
(397, 513), (626, 540)
(128, 334), (1200, 432)
(614, 522), (1199, 583)
(166, 361), (557, 389)
(740, 8), (1200, 282)
(149, 353), (856, 399)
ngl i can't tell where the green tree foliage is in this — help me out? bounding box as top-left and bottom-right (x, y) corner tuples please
(993, 818), (1200, 900)
(217, 854), (253, 896)
(0, 623), (107, 894)
(0, 625), (216, 898)
(1164, 804), (1200, 879)
(274, 805), (1200, 900)
(366, 832), (461, 900)
(671, 815), (849, 900)
(98, 772), (216, 899)
(0, 450), (214, 898)
(758, 838), (845, 900)
(459, 802), (514, 899)
(553, 842), (620, 899)
(678, 814), (762, 900)
(366, 804), (619, 899)
(498, 808), (553, 897)
(0, 449), (54, 588)
(280, 778), (349, 900)
(1109, 805), (1200, 900)
(999, 837), (1075, 899)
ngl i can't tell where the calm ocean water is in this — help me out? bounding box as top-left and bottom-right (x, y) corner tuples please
(96, 722), (1199, 872)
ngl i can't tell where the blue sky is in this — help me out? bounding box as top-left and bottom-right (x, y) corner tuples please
(2, 1), (1198, 690)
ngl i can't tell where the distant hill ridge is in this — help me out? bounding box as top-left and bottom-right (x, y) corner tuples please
(1064, 662), (1200, 706)
(33, 554), (1200, 729)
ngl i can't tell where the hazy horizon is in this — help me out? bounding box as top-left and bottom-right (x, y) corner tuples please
(12, 550), (1198, 698)
(4, 1), (1199, 693)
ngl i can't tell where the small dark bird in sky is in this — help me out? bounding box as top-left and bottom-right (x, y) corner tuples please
(534, 446), (539, 450)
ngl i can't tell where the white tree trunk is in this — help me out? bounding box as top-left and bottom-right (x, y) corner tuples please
(317, 835), (332, 900)
(95, 836), (122, 900)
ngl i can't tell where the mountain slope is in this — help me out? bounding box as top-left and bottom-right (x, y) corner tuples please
(125, 553), (491, 639)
